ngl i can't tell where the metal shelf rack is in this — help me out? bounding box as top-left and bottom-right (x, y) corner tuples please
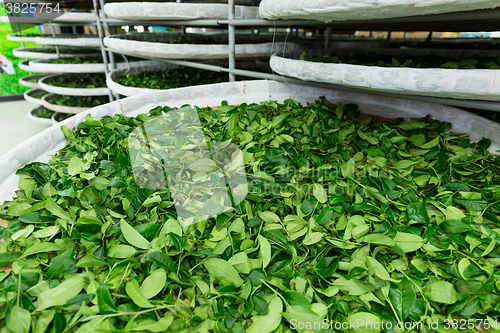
(5, 2), (500, 110)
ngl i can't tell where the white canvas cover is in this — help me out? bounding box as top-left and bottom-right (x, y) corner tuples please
(29, 57), (159, 74)
(104, 2), (259, 20)
(104, 33), (300, 60)
(13, 47), (95, 59)
(270, 49), (500, 101)
(34, 35), (101, 47)
(259, 0), (500, 22)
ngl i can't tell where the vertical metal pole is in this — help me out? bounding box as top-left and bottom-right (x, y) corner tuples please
(425, 31), (433, 44)
(325, 27), (331, 49)
(99, 0), (119, 99)
(93, 0), (114, 102)
(72, 26), (77, 35)
(228, 0), (235, 82)
(16, 23), (31, 75)
(50, 25), (60, 57)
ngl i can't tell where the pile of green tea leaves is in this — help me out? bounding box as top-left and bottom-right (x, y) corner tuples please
(17, 33), (44, 37)
(117, 66), (228, 90)
(1, 99), (500, 333)
(49, 94), (109, 108)
(24, 76), (42, 84)
(54, 112), (75, 122)
(147, 36), (197, 44)
(45, 35), (98, 39)
(301, 52), (500, 69)
(33, 107), (55, 119)
(30, 91), (48, 100)
(48, 57), (102, 65)
(26, 48), (99, 55)
(45, 74), (106, 89)
(49, 55), (141, 65)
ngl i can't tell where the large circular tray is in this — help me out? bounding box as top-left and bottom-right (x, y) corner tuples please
(104, 33), (301, 60)
(35, 35), (101, 47)
(51, 112), (75, 125)
(104, 2), (259, 20)
(7, 34), (48, 42)
(29, 57), (160, 74)
(258, 0), (500, 22)
(39, 73), (110, 96)
(18, 60), (32, 72)
(270, 48), (500, 101)
(24, 89), (48, 105)
(52, 12), (97, 23)
(13, 47), (98, 59)
(107, 62), (178, 96)
(41, 93), (95, 113)
(27, 106), (54, 125)
(19, 74), (46, 89)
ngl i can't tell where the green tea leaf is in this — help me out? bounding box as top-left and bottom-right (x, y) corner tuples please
(246, 295), (282, 333)
(125, 279), (153, 308)
(120, 219), (150, 249)
(140, 269), (166, 299)
(204, 258), (243, 287)
(36, 276), (84, 311)
(389, 277), (416, 321)
(393, 232), (424, 253)
(258, 234), (271, 269)
(97, 284), (118, 314)
(7, 306), (31, 333)
(424, 281), (458, 304)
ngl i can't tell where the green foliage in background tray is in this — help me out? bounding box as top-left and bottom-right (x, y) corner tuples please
(302, 52), (500, 69)
(118, 66), (228, 90)
(45, 74), (107, 89)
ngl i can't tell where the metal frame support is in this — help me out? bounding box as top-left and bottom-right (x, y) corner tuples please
(99, 0), (120, 100)
(228, 0), (236, 82)
(15, 23), (31, 75)
(325, 27), (331, 49)
(50, 25), (61, 58)
(93, 0), (114, 102)
(425, 31), (433, 44)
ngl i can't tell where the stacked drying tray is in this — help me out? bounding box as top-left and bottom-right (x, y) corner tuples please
(19, 30), (158, 124)
(11, 32), (98, 124)
(259, 0), (500, 112)
(31, 33), (109, 125)
(102, 1), (302, 95)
